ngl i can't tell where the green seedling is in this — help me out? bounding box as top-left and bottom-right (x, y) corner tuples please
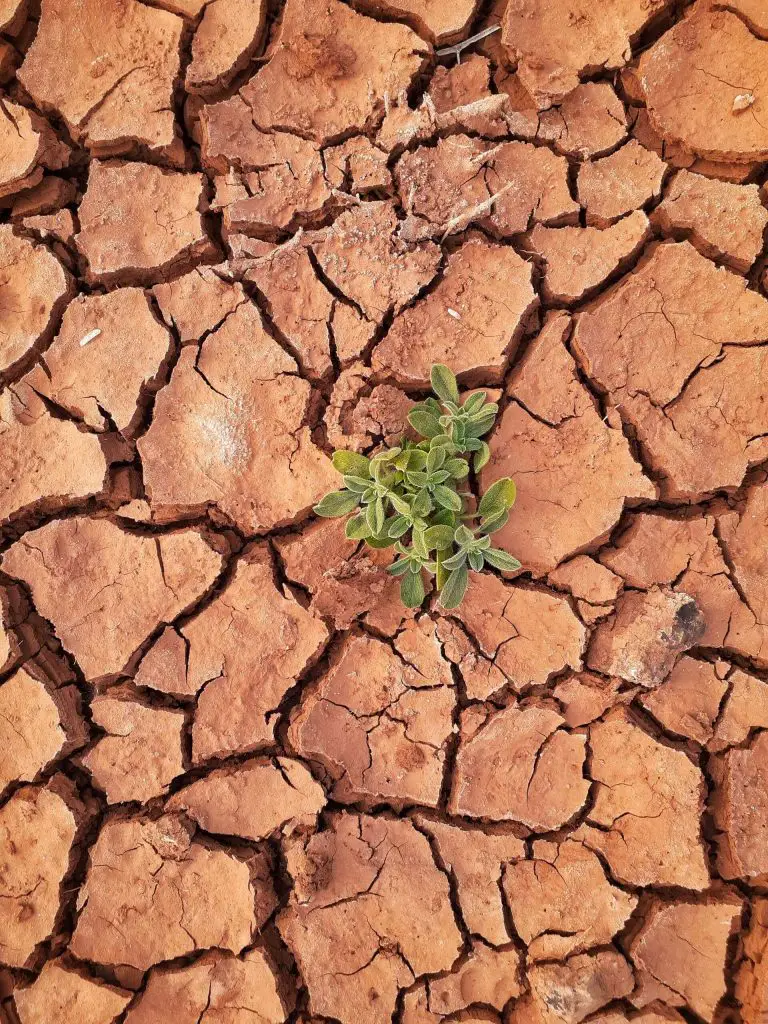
(314, 364), (520, 609)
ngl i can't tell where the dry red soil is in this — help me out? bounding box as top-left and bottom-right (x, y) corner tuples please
(1, 0), (768, 1021)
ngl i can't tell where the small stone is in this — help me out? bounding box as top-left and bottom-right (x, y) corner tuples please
(427, 942), (522, 1014)
(13, 959), (131, 1024)
(278, 813), (462, 1024)
(76, 160), (215, 285)
(312, 201), (440, 325)
(642, 657), (729, 745)
(412, 815), (524, 946)
(153, 267), (246, 344)
(290, 622), (454, 808)
(450, 703), (589, 829)
(82, 693), (185, 804)
(504, 838), (638, 961)
(240, 0), (426, 144)
(187, 546), (329, 762)
(537, 82), (627, 158)
(0, 386), (107, 524)
(373, 234), (536, 385)
(587, 586), (704, 687)
(502, 0), (673, 108)
(22, 289), (172, 435)
(168, 757), (326, 840)
(484, 313), (655, 575)
(578, 140), (667, 226)
(19, 0), (183, 156)
(0, 225), (73, 378)
(124, 949), (293, 1024)
(576, 710), (709, 889)
(2, 518), (222, 681)
(454, 573), (586, 686)
(138, 301), (337, 532)
(712, 730), (768, 880)
(638, 6), (768, 163)
(653, 170), (768, 272)
(0, 781), (84, 968)
(0, 669), (85, 792)
(186, 0), (266, 94)
(528, 211), (650, 304)
(629, 897), (742, 1021)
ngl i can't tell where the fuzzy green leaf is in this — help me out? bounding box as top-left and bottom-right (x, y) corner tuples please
(431, 364), (460, 404)
(345, 512), (371, 539)
(444, 458), (469, 479)
(463, 392), (486, 414)
(442, 549), (468, 571)
(333, 451), (371, 477)
(387, 558), (412, 576)
(401, 570), (426, 608)
(479, 509), (509, 535)
(440, 564), (469, 608)
(432, 485), (463, 512)
(388, 515), (410, 539)
(314, 490), (359, 517)
(483, 548), (522, 572)
(343, 474), (372, 493)
(427, 445), (446, 473)
(367, 536), (397, 548)
(473, 441), (491, 473)
(423, 524), (454, 551)
(408, 409), (443, 438)
(478, 478), (517, 518)
(468, 550), (484, 572)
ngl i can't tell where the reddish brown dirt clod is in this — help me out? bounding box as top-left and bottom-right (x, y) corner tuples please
(82, 693), (185, 804)
(0, 100), (68, 200)
(573, 241), (768, 500)
(638, 5), (768, 164)
(536, 82), (628, 158)
(168, 757), (326, 840)
(13, 959), (131, 1024)
(138, 301), (337, 532)
(356, 0), (480, 44)
(75, 161), (215, 285)
(738, 898), (768, 1024)
(501, 0), (673, 109)
(504, 838), (637, 960)
(0, 780), (84, 968)
(578, 140), (668, 226)
(19, 0), (183, 157)
(528, 211), (650, 304)
(652, 170), (768, 272)
(641, 656), (729, 745)
(70, 814), (274, 970)
(153, 266), (246, 344)
(450, 703), (589, 828)
(483, 313), (655, 575)
(0, 669), (85, 791)
(279, 812), (462, 1024)
(0, 225), (73, 378)
(2, 518), (222, 681)
(428, 942), (522, 1013)
(412, 816), (524, 946)
(575, 710), (709, 889)
(711, 730), (768, 879)
(0, 385), (108, 523)
(629, 897), (743, 1021)
(22, 289), (172, 435)
(520, 950), (635, 1024)
(240, 0), (426, 144)
(712, 668), (768, 751)
(123, 948), (293, 1024)
(186, 0), (267, 95)
(372, 234), (536, 385)
(290, 622), (454, 808)
(717, 483), (768, 666)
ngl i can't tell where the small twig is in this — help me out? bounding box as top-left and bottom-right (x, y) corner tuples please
(435, 24), (501, 64)
(439, 181), (515, 242)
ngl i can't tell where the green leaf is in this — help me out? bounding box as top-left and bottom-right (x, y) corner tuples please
(442, 549), (467, 571)
(427, 445), (446, 473)
(430, 364), (460, 405)
(465, 411), (497, 438)
(468, 550), (484, 572)
(473, 441), (491, 473)
(432, 485), (463, 512)
(365, 501), (378, 534)
(388, 515), (410, 539)
(314, 490), (359, 517)
(333, 450), (371, 477)
(454, 524), (474, 546)
(387, 558), (412, 576)
(393, 450), (411, 471)
(374, 496), (385, 534)
(411, 488), (432, 518)
(345, 512), (371, 539)
(423, 397), (443, 416)
(483, 548), (522, 572)
(367, 535), (397, 548)
(429, 469), (451, 484)
(401, 570), (426, 608)
(343, 474), (372, 493)
(423, 525), (454, 551)
(463, 437), (483, 452)
(408, 409), (442, 438)
(389, 492), (411, 516)
(431, 508), (456, 528)
(478, 478), (517, 518)
(444, 458), (469, 479)
(440, 564), (469, 609)
(407, 470), (430, 488)
(430, 433), (454, 450)
(479, 509), (509, 535)
(463, 391), (486, 415)
(408, 449), (427, 471)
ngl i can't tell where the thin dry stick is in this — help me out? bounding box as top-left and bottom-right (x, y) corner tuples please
(435, 24), (501, 64)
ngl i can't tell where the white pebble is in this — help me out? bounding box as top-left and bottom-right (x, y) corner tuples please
(733, 92), (755, 112)
(79, 328), (101, 347)
(447, 308), (461, 320)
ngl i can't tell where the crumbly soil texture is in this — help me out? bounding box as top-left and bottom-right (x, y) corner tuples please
(1, 0), (768, 1022)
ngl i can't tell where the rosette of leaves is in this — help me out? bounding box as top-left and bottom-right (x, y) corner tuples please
(314, 364), (520, 609)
